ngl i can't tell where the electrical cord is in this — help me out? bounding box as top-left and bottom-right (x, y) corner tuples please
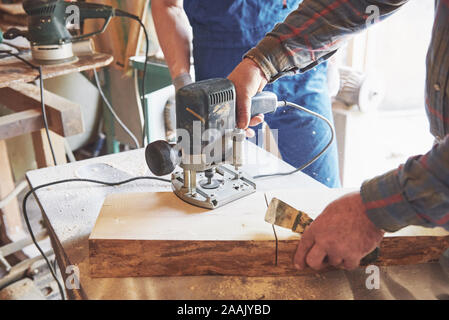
(253, 101), (335, 179)
(93, 68), (140, 149)
(9, 12), (331, 297)
(1, 14), (151, 155)
(23, 176), (171, 300)
(21, 99), (333, 300)
(38, 65), (58, 166)
(137, 19), (150, 145)
(2, 6), (153, 301)
(0, 43), (30, 59)
(7, 9), (153, 301)
(0, 50), (58, 166)
(115, 10), (151, 145)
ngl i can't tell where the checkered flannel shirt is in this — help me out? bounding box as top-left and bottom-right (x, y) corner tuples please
(245, 0), (449, 232)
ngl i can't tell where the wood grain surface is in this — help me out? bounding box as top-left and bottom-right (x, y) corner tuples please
(0, 3), (25, 16)
(0, 53), (113, 88)
(0, 82), (84, 138)
(89, 190), (449, 278)
(90, 236), (449, 278)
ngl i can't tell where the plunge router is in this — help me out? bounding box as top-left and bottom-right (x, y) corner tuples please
(146, 78), (279, 209)
(3, 0), (138, 65)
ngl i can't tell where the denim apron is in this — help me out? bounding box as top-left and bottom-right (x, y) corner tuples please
(184, 0), (340, 187)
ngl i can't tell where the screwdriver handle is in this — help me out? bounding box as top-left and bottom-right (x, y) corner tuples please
(250, 91), (279, 118)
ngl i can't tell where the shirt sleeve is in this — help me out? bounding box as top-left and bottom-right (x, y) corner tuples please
(245, 0), (408, 82)
(361, 135), (449, 232)
(244, 0), (449, 233)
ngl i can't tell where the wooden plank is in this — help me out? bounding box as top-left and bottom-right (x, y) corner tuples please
(89, 190), (449, 278)
(0, 110), (43, 140)
(0, 82), (84, 137)
(0, 52), (113, 88)
(0, 140), (25, 243)
(0, 13), (27, 27)
(90, 236), (449, 278)
(31, 129), (67, 168)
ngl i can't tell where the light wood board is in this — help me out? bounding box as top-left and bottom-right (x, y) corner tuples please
(0, 3), (25, 16)
(89, 189), (449, 278)
(0, 82), (84, 139)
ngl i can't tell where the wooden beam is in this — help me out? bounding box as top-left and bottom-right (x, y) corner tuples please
(0, 3), (25, 15)
(31, 129), (67, 168)
(0, 83), (84, 137)
(0, 140), (25, 243)
(90, 236), (449, 278)
(0, 52), (113, 88)
(0, 110), (43, 140)
(89, 191), (449, 278)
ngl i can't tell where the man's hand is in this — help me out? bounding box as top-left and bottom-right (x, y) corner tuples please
(294, 192), (385, 271)
(228, 58), (268, 137)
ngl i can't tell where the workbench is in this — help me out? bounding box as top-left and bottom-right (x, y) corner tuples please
(26, 142), (449, 300)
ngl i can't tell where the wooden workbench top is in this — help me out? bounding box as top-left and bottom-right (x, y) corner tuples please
(26, 143), (449, 300)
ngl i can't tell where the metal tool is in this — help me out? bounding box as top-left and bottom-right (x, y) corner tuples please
(265, 197), (380, 265)
(145, 78), (279, 209)
(3, 0), (136, 64)
(265, 197), (314, 234)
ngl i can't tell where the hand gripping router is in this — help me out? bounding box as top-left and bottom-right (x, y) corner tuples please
(145, 78), (279, 209)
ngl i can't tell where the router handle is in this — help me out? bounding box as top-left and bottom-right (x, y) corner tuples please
(250, 91), (279, 118)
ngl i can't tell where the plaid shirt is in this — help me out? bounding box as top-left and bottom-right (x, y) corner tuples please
(245, 0), (449, 232)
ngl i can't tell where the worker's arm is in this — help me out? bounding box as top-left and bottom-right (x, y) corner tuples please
(244, 0), (449, 271)
(228, 0), (449, 271)
(294, 136), (449, 271)
(151, 0), (193, 90)
(362, 136), (449, 232)
(245, 0), (408, 82)
(229, 0), (408, 130)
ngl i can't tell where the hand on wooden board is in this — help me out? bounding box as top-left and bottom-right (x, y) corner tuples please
(228, 58), (267, 137)
(294, 192), (385, 271)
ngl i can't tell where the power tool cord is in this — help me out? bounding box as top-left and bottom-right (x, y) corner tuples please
(4, 10), (155, 301)
(0, 51), (58, 166)
(1, 11), (152, 157)
(23, 176), (171, 300)
(93, 68), (140, 149)
(138, 19), (150, 145)
(253, 101), (335, 179)
(38, 66), (58, 166)
(0, 42), (30, 59)
(21, 100), (333, 300)
(115, 10), (151, 145)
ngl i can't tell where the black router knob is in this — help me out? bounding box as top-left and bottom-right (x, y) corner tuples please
(145, 140), (179, 177)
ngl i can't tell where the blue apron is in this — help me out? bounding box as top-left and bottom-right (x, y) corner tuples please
(184, 0), (340, 187)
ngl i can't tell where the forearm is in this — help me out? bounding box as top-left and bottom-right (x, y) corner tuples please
(246, 0), (408, 82)
(151, 0), (192, 80)
(361, 135), (449, 232)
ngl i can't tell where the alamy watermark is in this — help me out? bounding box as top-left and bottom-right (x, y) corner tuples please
(366, 5), (381, 27)
(65, 5), (80, 30)
(65, 265), (80, 290)
(365, 265), (380, 290)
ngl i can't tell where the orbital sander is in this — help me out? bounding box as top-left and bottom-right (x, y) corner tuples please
(3, 0), (138, 65)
